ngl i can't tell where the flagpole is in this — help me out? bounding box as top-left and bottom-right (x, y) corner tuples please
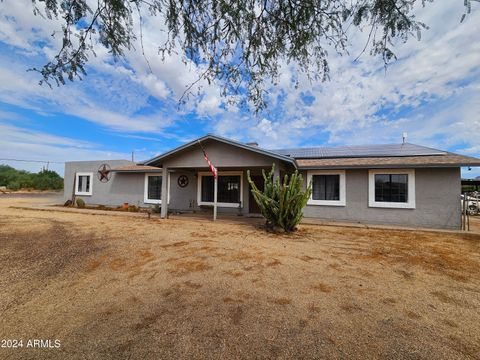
(213, 173), (218, 221)
(198, 139), (219, 221)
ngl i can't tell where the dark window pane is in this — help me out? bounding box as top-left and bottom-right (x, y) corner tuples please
(201, 175), (241, 203)
(312, 175), (340, 201)
(218, 176), (240, 203)
(85, 175), (90, 193)
(375, 174), (408, 203)
(374, 174), (390, 202)
(148, 176), (162, 200)
(201, 176), (214, 202)
(78, 175), (83, 192)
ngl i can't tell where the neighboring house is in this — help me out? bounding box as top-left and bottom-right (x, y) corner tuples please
(64, 134), (480, 229)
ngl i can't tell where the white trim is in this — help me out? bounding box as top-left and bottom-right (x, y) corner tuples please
(368, 169), (416, 209)
(75, 172), (93, 196)
(197, 171), (243, 208)
(144, 173), (170, 204)
(307, 170), (346, 206)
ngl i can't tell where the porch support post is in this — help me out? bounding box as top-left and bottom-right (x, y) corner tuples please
(161, 166), (169, 219)
(213, 174), (218, 221)
(273, 161), (280, 181)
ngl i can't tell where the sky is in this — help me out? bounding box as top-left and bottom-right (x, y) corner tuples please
(0, 0), (479, 178)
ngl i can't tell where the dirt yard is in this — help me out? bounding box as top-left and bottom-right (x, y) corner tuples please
(1, 196), (479, 359)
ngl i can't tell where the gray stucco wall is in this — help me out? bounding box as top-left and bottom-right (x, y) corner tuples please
(301, 167), (461, 229)
(64, 160), (149, 207)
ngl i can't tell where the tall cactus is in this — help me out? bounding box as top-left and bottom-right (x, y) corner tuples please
(247, 164), (312, 232)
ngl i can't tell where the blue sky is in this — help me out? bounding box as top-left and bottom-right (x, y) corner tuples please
(0, 0), (479, 177)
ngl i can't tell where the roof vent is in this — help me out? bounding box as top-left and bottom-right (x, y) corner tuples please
(246, 141), (259, 147)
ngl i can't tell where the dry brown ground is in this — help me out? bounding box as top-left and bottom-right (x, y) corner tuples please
(0, 196), (479, 360)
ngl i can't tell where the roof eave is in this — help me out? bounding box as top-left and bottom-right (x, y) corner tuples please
(111, 169), (163, 173)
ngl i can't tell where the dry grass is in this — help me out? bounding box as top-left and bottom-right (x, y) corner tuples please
(0, 196), (479, 359)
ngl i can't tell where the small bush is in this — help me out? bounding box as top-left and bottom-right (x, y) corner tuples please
(128, 205), (139, 212)
(151, 204), (161, 213)
(76, 198), (85, 208)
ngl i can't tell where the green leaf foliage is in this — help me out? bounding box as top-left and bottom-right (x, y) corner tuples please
(0, 165), (63, 191)
(247, 164), (312, 232)
(76, 197), (86, 208)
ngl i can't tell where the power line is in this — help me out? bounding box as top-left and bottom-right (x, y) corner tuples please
(0, 158), (64, 164)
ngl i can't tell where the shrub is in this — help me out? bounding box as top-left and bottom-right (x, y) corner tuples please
(128, 205), (139, 212)
(151, 204), (161, 213)
(247, 164), (312, 232)
(76, 198), (85, 208)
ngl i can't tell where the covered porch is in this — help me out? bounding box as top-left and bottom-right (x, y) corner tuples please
(155, 166), (279, 220)
(139, 134), (296, 220)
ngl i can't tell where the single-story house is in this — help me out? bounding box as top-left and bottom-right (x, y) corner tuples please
(64, 134), (480, 229)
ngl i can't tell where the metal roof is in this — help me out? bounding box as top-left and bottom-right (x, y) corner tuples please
(269, 143), (446, 159)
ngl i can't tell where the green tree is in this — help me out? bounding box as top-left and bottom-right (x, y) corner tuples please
(26, 0), (475, 111)
(248, 165), (312, 232)
(0, 165), (63, 190)
(33, 170), (64, 190)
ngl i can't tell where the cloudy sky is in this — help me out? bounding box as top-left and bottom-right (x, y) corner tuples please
(0, 0), (479, 177)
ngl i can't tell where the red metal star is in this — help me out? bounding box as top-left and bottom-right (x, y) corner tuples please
(98, 164), (110, 182)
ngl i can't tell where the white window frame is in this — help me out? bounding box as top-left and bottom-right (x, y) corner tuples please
(307, 170), (346, 206)
(75, 172), (93, 196)
(144, 173), (170, 204)
(368, 169), (415, 209)
(197, 171), (243, 208)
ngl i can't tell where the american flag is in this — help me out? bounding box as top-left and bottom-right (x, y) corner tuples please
(199, 141), (217, 178)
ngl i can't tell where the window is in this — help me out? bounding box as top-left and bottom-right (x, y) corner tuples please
(144, 173), (169, 204)
(75, 172), (93, 196)
(197, 171), (243, 207)
(312, 175), (340, 201)
(148, 176), (162, 200)
(369, 169), (415, 209)
(375, 174), (408, 203)
(307, 170), (346, 206)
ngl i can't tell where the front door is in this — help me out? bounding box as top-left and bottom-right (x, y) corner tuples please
(249, 175), (264, 214)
